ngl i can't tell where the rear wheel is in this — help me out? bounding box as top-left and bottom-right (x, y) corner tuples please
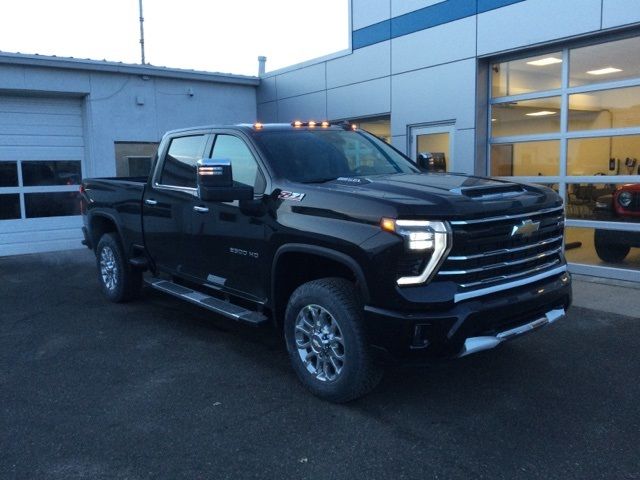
(96, 233), (142, 303)
(594, 229), (630, 263)
(284, 278), (382, 403)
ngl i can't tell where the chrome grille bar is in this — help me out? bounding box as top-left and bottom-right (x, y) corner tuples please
(446, 235), (564, 261)
(449, 205), (564, 226)
(453, 265), (567, 303)
(439, 246), (563, 276)
(458, 259), (562, 289)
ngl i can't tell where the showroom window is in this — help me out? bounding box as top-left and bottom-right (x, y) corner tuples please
(489, 35), (640, 280)
(347, 116), (391, 143)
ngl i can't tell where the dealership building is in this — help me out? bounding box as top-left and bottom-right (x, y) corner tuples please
(1, 0), (639, 282)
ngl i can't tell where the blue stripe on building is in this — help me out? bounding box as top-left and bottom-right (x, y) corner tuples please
(352, 0), (526, 49)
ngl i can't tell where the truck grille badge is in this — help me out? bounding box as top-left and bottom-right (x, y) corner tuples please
(511, 219), (541, 238)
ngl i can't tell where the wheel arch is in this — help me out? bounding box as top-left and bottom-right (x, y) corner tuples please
(270, 244), (370, 327)
(88, 212), (123, 251)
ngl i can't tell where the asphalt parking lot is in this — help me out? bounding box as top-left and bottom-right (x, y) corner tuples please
(1, 250), (639, 480)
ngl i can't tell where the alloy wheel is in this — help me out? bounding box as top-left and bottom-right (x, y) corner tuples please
(100, 246), (118, 291)
(294, 304), (345, 382)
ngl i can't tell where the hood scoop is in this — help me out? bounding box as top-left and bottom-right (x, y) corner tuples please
(453, 183), (527, 200)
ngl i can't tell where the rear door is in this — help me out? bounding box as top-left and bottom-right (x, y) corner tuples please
(187, 132), (269, 300)
(143, 132), (209, 275)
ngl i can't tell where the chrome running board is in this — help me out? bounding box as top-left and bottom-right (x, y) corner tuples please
(146, 278), (268, 325)
(458, 308), (565, 358)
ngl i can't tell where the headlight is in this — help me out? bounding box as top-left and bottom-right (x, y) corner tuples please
(618, 191), (633, 208)
(381, 218), (452, 285)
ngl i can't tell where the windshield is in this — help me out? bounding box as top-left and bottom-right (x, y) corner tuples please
(252, 130), (420, 183)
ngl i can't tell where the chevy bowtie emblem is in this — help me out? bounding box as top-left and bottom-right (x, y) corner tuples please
(511, 219), (540, 237)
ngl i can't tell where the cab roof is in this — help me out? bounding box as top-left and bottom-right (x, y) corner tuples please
(164, 122), (355, 136)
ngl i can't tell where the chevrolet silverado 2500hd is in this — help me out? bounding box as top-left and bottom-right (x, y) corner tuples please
(81, 122), (572, 402)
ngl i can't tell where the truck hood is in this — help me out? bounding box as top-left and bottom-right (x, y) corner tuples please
(292, 172), (561, 221)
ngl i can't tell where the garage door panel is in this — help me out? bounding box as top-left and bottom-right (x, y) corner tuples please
(0, 135), (85, 147)
(0, 112), (83, 128)
(0, 146), (85, 161)
(0, 96), (82, 114)
(0, 125), (84, 136)
(0, 225), (82, 244)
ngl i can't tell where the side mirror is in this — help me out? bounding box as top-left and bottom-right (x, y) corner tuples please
(197, 158), (233, 188)
(197, 158), (254, 202)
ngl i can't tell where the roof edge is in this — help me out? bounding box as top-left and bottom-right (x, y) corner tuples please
(0, 51), (260, 86)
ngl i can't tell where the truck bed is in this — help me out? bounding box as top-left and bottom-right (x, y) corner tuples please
(81, 176), (148, 254)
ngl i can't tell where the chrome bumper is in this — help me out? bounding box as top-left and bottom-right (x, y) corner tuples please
(458, 308), (566, 358)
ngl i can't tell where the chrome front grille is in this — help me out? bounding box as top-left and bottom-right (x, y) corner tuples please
(438, 206), (565, 289)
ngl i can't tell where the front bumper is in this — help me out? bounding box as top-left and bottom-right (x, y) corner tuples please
(363, 269), (571, 362)
(457, 307), (565, 357)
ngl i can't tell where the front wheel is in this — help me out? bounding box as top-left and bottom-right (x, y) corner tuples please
(95, 233), (142, 303)
(284, 278), (382, 403)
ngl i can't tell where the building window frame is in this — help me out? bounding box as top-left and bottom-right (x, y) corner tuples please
(487, 33), (640, 280)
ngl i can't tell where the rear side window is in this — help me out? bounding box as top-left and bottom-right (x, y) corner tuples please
(159, 135), (206, 188)
(211, 135), (264, 191)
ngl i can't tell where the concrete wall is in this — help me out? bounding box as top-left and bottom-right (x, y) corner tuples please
(258, 0), (640, 174)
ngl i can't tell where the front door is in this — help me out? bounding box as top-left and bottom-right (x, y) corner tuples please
(142, 133), (208, 275)
(187, 133), (269, 301)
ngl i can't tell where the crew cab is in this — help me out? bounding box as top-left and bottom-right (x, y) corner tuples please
(81, 122), (572, 402)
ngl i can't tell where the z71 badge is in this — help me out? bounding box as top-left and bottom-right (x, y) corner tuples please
(278, 191), (305, 202)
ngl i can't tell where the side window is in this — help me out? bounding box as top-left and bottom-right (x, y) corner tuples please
(159, 135), (206, 188)
(211, 135), (263, 191)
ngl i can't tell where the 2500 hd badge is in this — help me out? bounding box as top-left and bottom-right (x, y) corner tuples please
(230, 247), (259, 259)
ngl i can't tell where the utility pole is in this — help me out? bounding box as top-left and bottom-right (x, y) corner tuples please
(138, 0), (146, 64)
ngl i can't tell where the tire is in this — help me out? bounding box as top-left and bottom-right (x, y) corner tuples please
(594, 230), (630, 263)
(284, 278), (382, 403)
(95, 233), (142, 303)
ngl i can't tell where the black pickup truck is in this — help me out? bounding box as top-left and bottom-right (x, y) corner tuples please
(81, 122), (571, 402)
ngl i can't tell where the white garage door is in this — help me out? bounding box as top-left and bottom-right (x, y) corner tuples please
(0, 95), (85, 256)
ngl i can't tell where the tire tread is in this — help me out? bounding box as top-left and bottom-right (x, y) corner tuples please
(285, 277), (382, 403)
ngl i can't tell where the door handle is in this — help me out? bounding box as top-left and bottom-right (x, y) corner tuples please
(193, 205), (209, 213)
(145, 199), (158, 206)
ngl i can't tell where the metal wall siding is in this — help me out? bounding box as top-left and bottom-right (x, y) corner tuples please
(391, 0), (476, 37)
(477, 0), (526, 14)
(352, 0), (526, 49)
(352, 20), (392, 49)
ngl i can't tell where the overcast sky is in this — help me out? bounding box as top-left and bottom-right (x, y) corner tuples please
(0, 0), (349, 76)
